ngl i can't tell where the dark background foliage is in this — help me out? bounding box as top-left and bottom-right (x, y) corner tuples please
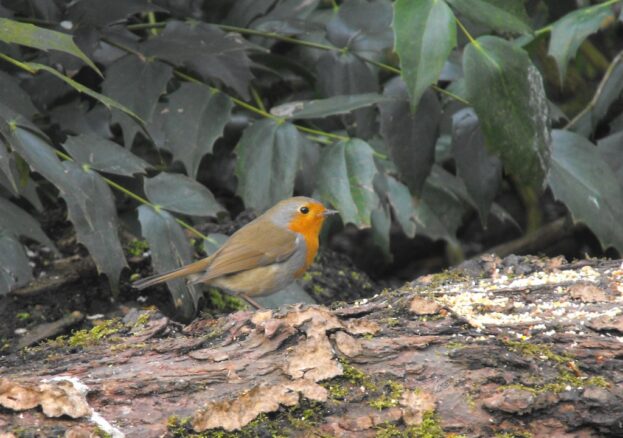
(1, 0), (623, 320)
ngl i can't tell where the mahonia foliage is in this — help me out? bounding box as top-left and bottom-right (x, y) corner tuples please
(1, 0), (623, 319)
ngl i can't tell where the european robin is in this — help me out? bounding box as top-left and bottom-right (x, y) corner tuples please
(132, 197), (337, 308)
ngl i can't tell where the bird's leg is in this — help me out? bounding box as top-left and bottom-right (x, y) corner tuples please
(239, 294), (265, 310)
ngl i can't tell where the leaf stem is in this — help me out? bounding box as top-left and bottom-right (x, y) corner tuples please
(0, 53), (38, 74)
(126, 20), (470, 105)
(52, 149), (210, 241)
(455, 17), (477, 45)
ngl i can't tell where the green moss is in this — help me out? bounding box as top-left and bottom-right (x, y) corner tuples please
(133, 311), (152, 328)
(424, 270), (468, 288)
(375, 411), (444, 438)
(385, 317), (400, 327)
(46, 319), (124, 349)
(502, 339), (571, 364)
(407, 411), (445, 438)
(67, 319), (124, 347)
(369, 381), (404, 410)
(16, 312), (31, 321)
(327, 383), (348, 400)
(127, 239), (149, 257)
(0, 337), (10, 352)
(445, 341), (465, 350)
(340, 358), (377, 391)
(495, 432), (533, 438)
(93, 426), (113, 438)
(207, 288), (245, 312)
(375, 423), (402, 438)
(302, 272), (313, 282)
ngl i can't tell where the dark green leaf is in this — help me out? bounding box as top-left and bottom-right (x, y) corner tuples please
(68, 0), (167, 27)
(235, 119), (303, 211)
(26, 63), (143, 124)
(102, 55), (172, 146)
(0, 233), (32, 295)
(317, 139), (379, 227)
(316, 52), (378, 139)
(0, 17), (100, 74)
(371, 204), (392, 262)
(0, 197), (55, 251)
(548, 3), (614, 83)
(11, 127), (126, 288)
(203, 233), (228, 256)
(327, 0), (393, 57)
(452, 108), (502, 225)
(414, 181), (464, 246)
(464, 36), (551, 191)
(145, 172), (224, 217)
(161, 83), (233, 179)
(0, 71), (37, 119)
(597, 130), (623, 187)
(549, 130), (623, 252)
(386, 175), (416, 238)
(225, 0), (277, 27)
(63, 134), (151, 176)
(142, 21), (255, 99)
(50, 100), (113, 138)
(0, 141), (18, 195)
(394, 0), (456, 112)
(380, 78), (441, 195)
(61, 161), (128, 291)
(271, 93), (392, 120)
(447, 0), (531, 34)
(570, 52), (623, 137)
(137, 205), (199, 321)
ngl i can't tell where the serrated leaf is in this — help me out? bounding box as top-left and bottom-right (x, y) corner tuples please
(394, 0), (456, 112)
(145, 172), (224, 217)
(0, 233), (32, 295)
(0, 17), (100, 74)
(380, 77), (441, 195)
(25, 62), (143, 124)
(271, 93), (392, 120)
(317, 139), (379, 227)
(63, 134), (151, 176)
(0, 197), (56, 251)
(386, 175), (416, 238)
(548, 3), (614, 84)
(160, 83), (232, 179)
(68, 0), (167, 27)
(548, 130), (623, 252)
(447, 0), (531, 34)
(235, 119), (303, 211)
(464, 36), (551, 191)
(61, 161), (128, 292)
(452, 108), (502, 225)
(316, 52), (378, 139)
(597, 130), (623, 187)
(137, 205), (199, 321)
(102, 55), (172, 146)
(327, 0), (393, 57)
(142, 21), (255, 99)
(11, 127), (126, 289)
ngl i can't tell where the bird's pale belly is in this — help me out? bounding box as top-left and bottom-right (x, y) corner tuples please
(208, 263), (299, 297)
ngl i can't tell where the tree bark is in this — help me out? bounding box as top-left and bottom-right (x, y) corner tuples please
(1, 256), (623, 437)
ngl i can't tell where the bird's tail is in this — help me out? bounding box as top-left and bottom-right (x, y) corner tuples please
(132, 257), (212, 290)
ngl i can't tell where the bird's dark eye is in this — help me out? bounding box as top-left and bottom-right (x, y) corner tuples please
(299, 206), (309, 214)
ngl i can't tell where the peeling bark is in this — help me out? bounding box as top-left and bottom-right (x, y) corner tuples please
(1, 256), (623, 437)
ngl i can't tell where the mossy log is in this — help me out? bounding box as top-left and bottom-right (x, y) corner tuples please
(1, 256), (623, 437)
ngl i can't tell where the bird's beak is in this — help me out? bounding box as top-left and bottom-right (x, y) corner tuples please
(323, 209), (339, 216)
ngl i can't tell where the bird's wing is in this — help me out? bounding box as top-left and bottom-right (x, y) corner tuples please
(190, 220), (299, 283)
